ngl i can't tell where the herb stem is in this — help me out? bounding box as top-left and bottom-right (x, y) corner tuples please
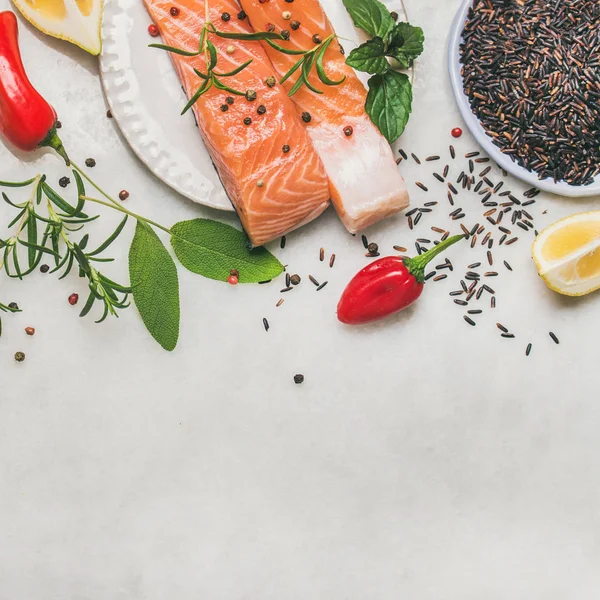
(81, 195), (172, 235)
(70, 163), (122, 210)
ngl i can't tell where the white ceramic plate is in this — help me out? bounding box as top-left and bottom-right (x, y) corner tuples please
(99, 0), (406, 211)
(448, 0), (600, 198)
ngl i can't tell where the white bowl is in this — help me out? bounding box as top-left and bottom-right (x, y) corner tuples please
(447, 0), (600, 198)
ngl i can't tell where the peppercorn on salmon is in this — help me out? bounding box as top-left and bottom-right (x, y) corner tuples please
(143, 0), (330, 247)
(238, 0), (410, 233)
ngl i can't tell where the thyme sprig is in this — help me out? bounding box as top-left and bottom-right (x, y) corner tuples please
(268, 35), (346, 96)
(150, 23), (285, 114)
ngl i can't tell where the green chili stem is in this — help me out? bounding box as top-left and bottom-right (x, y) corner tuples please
(404, 234), (466, 283)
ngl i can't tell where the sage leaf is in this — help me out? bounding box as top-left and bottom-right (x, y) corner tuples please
(129, 222), (180, 351)
(387, 23), (425, 69)
(365, 71), (413, 144)
(342, 0), (395, 38)
(170, 219), (284, 283)
(347, 37), (389, 74)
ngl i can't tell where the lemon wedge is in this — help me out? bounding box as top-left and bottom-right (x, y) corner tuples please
(12, 0), (103, 55)
(533, 211), (600, 297)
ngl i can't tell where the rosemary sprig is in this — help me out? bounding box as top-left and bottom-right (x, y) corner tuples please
(0, 174), (131, 324)
(150, 23), (285, 114)
(269, 35), (346, 96)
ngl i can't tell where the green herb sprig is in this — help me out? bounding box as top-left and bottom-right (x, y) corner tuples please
(150, 22), (285, 114)
(267, 35), (346, 96)
(342, 0), (424, 143)
(0, 167), (284, 351)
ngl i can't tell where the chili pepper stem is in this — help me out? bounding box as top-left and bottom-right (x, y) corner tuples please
(403, 234), (466, 283)
(39, 128), (70, 166)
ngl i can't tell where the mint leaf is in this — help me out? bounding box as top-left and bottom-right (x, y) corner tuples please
(342, 0), (395, 38)
(365, 71), (413, 144)
(170, 219), (284, 283)
(346, 38), (389, 75)
(387, 23), (425, 69)
(129, 221), (180, 351)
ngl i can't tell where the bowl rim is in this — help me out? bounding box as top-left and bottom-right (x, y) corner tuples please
(447, 0), (600, 198)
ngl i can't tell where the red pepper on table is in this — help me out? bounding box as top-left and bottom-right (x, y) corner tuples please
(337, 234), (465, 325)
(0, 11), (69, 165)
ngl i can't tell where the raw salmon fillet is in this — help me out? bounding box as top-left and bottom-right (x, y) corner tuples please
(143, 0), (331, 247)
(237, 0), (410, 233)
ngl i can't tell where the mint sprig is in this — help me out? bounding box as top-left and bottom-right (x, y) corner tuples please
(343, 0), (424, 144)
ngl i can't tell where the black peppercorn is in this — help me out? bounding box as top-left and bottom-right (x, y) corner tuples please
(106, 109), (112, 118)
(290, 20), (300, 30)
(237, 10), (246, 19)
(367, 242), (379, 254)
(85, 158), (96, 168)
(285, 0), (294, 3)
(245, 89), (257, 102)
(301, 112), (311, 123)
(119, 190), (130, 201)
(40, 264), (49, 273)
(265, 76), (276, 88)
(312, 34), (321, 44)
(14, 351), (25, 363)
(282, 144), (290, 153)
(170, 6), (179, 16)
(8, 302), (18, 310)
(257, 105), (267, 115)
(281, 29), (290, 40)
(226, 96), (235, 105)
(244, 117), (252, 125)
(55, 121), (62, 129)
(221, 12), (230, 21)
(58, 176), (70, 188)
(390, 10), (399, 21)
(293, 374), (304, 384)
(290, 274), (301, 285)
(220, 104), (229, 112)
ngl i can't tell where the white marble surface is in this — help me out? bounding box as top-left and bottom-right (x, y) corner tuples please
(1, 0), (600, 597)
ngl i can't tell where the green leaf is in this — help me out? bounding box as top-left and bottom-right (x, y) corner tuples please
(0, 177), (36, 188)
(149, 43), (201, 57)
(206, 39), (218, 71)
(216, 30), (284, 41)
(181, 78), (212, 115)
(42, 183), (88, 218)
(316, 37), (347, 85)
(129, 221), (180, 351)
(214, 58), (253, 77)
(387, 23), (424, 68)
(88, 215), (128, 256)
(266, 39), (307, 55)
(346, 37), (389, 74)
(342, 0), (394, 38)
(26, 212), (37, 268)
(365, 70), (413, 144)
(170, 219), (284, 283)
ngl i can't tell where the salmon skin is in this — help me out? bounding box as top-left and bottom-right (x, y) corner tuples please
(143, 0), (331, 247)
(237, 0), (410, 233)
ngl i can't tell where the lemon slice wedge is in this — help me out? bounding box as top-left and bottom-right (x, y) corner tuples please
(533, 211), (600, 296)
(12, 0), (103, 55)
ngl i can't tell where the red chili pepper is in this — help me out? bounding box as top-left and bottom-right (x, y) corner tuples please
(337, 234), (465, 325)
(0, 12), (69, 164)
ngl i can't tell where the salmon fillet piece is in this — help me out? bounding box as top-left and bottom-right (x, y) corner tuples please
(237, 0), (410, 233)
(143, 0), (331, 247)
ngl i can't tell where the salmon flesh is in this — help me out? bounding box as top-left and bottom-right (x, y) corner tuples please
(143, 0), (331, 247)
(237, 0), (410, 233)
